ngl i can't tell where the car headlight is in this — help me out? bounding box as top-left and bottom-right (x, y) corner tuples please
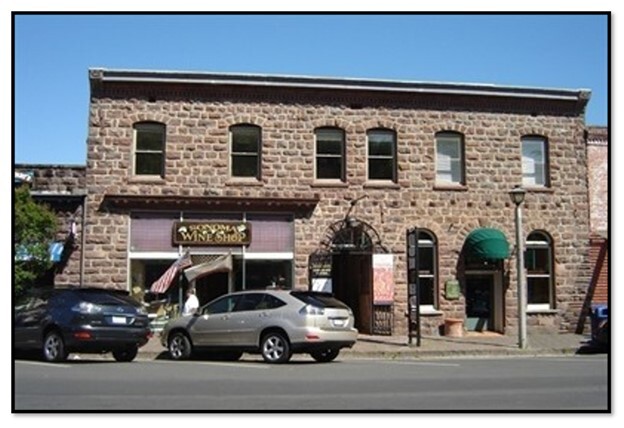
(135, 306), (148, 315)
(71, 302), (103, 314)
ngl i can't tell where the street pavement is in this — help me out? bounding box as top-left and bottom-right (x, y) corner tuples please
(133, 330), (604, 361)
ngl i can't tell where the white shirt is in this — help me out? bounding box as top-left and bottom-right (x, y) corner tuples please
(182, 294), (199, 316)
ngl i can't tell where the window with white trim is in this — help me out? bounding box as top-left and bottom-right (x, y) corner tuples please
(522, 136), (549, 187)
(230, 124), (261, 179)
(525, 231), (554, 310)
(435, 132), (465, 185)
(133, 122), (165, 177)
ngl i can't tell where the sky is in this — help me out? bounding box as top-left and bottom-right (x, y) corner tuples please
(11, 13), (609, 166)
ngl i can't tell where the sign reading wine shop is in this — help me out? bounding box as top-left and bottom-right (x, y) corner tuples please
(172, 221), (252, 246)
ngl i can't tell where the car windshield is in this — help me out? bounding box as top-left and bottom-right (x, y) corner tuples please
(290, 291), (349, 309)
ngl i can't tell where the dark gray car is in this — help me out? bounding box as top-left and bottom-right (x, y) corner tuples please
(14, 287), (151, 362)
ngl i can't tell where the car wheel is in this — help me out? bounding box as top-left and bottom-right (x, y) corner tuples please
(168, 332), (192, 360)
(260, 331), (291, 364)
(310, 348), (340, 363)
(112, 346), (138, 362)
(43, 330), (67, 362)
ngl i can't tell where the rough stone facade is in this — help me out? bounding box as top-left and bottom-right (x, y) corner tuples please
(584, 126), (609, 318)
(84, 69), (592, 336)
(586, 126), (608, 235)
(14, 164), (86, 286)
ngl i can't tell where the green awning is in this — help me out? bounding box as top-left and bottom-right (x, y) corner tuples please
(465, 228), (510, 261)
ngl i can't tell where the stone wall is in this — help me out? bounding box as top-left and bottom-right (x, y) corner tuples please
(14, 164), (86, 286)
(586, 126), (608, 235)
(84, 85), (592, 335)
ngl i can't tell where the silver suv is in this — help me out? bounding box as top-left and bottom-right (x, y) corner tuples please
(160, 289), (357, 363)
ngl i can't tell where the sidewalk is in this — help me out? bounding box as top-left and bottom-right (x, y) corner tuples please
(137, 331), (599, 361)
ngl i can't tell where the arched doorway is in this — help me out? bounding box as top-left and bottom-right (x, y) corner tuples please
(309, 217), (388, 334)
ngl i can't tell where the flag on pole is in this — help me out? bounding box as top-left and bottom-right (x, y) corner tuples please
(150, 251), (192, 294)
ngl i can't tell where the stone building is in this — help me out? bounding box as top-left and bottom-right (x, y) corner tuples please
(14, 164), (86, 287)
(582, 126), (608, 329)
(83, 68), (593, 337)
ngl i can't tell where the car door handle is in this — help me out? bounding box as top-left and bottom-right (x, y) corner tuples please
(258, 312), (269, 317)
(220, 315), (230, 320)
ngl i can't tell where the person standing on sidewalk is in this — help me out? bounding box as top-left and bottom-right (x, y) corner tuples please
(182, 286), (199, 316)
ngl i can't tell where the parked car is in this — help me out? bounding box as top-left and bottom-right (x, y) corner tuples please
(14, 287), (151, 362)
(591, 305), (609, 349)
(161, 289), (358, 363)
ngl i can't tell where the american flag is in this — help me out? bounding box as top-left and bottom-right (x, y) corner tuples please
(150, 251), (192, 294)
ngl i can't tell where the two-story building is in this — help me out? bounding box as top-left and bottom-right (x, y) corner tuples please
(81, 68), (593, 337)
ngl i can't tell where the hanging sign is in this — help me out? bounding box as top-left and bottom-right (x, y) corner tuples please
(373, 254), (394, 304)
(173, 221), (251, 246)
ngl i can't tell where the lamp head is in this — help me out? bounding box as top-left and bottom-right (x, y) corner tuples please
(509, 185), (526, 206)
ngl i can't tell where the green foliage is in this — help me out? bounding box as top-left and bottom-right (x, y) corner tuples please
(14, 185), (57, 295)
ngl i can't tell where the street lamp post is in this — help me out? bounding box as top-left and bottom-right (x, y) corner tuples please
(509, 185), (527, 350)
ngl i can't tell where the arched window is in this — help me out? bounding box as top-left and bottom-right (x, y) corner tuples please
(417, 230), (438, 310)
(367, 128), (397, 182)
(315, 127), (345, 181)
(133, 122), (166, 177)
(521, 135), (549, 187)
(525, 231), (554, 310)
(230, 124), (261, 179)
(435, 131), (465, 185)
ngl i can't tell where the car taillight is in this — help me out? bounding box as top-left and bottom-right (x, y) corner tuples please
(74, 331), (92, 340)
(299, 305), (325, 316)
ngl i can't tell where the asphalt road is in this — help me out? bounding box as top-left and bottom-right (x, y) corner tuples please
(13, 355), (609, 412)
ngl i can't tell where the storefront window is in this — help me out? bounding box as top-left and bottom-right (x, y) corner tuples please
(234, 258), (293, 291)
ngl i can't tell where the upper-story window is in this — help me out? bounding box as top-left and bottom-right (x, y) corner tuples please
(522, 136), (549, 187)
(525, 231), (554, 311)
(367, 129), (397, 182)
(230, 124), (261, 179)
(133, 122), (165, 177)
(315, 127), (345, 181)
(435, 132), (465, 185)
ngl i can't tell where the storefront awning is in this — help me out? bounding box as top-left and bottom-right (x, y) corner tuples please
(465, 228), (510, 261)
(185, 253), (233, 283)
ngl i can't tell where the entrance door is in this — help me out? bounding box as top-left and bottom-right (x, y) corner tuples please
(465, 274), (494, 332)
(332, 253), (373, 334)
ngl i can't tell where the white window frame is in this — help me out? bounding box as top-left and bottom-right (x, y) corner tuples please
(525, 233), (554, 311)
(435, 132), (464, 185)
(418, 233), (437, 312)
(522, 136), (548, 187)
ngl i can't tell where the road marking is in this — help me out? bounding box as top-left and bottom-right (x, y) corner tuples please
(14, 360), (72, 368)
(148, 360), (269, 369)
(385, 360), (461, 367)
